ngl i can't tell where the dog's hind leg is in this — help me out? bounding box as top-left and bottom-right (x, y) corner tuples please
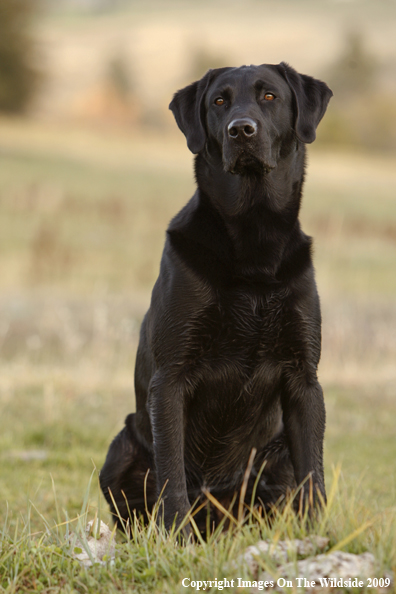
(248, 433), (297, 512)
(100, 413), (157, 528)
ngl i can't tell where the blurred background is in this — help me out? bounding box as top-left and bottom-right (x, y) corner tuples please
(0, 0), (395, 526)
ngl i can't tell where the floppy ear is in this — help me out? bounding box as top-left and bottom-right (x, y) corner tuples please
(168, 70), (215, 154)
(278, 62), (333, 144)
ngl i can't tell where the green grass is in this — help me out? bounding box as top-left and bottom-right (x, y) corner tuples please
(0, 119), (395, 591)
(324, 386), (396, 509)
(0, 464), (395, 593)
(0, 381), (395, 592)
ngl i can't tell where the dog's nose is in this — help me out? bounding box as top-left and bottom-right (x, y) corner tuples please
(227, 118), (258, 139)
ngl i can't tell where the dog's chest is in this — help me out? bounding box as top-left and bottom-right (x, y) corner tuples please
(182, 286), (295, 481)
(192, 287), (289, 370)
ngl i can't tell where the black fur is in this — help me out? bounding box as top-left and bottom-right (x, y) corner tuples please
(100, 62), (332, 534)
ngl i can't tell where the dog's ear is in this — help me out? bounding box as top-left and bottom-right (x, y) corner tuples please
(277, 62), (333, 144)
(169, 70), (215, 154)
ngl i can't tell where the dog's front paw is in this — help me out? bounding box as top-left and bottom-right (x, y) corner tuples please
(158, 497), (192, 538)
(296, 479), (326, 521)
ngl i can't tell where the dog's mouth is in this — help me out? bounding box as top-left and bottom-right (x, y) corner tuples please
(229, 153), (269, 175)
(226, 152), (274, 176)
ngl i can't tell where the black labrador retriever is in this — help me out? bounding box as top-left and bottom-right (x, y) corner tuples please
(100, 62), (333, 534)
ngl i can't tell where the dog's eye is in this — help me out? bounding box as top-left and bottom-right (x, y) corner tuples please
(214, 97), (225, 106)
(264, 93), (275, 101)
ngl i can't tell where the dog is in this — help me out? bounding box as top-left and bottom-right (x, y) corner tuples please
(100, 62), (332, 534)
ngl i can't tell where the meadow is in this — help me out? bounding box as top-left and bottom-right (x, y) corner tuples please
(0, 116), (395, 592)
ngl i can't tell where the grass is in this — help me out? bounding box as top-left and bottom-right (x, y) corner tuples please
(0, 118), (395, 591)
(0, 465), (395, 593)
(0, 118), (396, 296)
(0, 139), (193, 292)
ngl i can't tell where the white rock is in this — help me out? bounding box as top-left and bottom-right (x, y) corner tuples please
(70, 520), (116, 567)
(258, 551), (393, 593)
(243, 535), (330, 576)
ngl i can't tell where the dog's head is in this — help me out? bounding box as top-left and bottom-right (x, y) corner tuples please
(169, 63), (332, 175)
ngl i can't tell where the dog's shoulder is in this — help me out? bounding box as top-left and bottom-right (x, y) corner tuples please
(147, 192), (221, 323)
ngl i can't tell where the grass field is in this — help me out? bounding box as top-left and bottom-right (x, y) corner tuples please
(0, 117), (395, 592)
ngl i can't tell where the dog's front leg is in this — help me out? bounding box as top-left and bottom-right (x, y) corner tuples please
(148, 370), (191, 533)
(281, 375), (326, 512)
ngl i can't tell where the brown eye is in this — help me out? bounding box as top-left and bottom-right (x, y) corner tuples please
(264, 93), (275, 101)
(214, 97), (225, 106)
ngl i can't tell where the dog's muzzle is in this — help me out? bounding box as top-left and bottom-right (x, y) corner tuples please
(222, 118), (275, 175)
